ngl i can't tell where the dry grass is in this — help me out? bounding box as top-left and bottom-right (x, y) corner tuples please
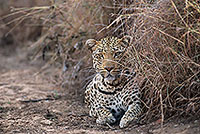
(108, 0), (200, 123)
(2, 0), (113, 88)
(2, 0), (200, 124)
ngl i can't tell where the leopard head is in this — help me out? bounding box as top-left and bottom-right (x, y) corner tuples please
(86, 36), (132, 86)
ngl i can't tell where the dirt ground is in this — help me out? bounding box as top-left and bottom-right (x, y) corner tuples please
(0, 44), (200, 134)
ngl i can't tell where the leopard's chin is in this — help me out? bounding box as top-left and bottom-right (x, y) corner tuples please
(103, 74), (114, 83)
(104, 74), (120, 86)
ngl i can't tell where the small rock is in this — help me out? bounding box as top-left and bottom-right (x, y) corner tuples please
(41, 119), (52, 125)
(174, 124), (178, 127)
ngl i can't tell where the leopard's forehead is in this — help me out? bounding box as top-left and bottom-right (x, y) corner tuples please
(95, 37), (126, 52)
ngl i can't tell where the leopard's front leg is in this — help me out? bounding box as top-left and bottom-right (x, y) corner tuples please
(95, 107), (116, 125)
(119, 101), (141, 128)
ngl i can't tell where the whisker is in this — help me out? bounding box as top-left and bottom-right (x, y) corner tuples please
(120, 73), (135, 77)
(81, 74), (96, 89)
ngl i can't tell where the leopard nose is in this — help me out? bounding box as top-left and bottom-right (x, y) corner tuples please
(104, 66), (114, 72)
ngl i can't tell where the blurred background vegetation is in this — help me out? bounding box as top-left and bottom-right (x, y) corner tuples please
(0, 0), (199, 123)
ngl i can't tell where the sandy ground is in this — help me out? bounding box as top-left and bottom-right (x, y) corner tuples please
(0, 45), (200, 134)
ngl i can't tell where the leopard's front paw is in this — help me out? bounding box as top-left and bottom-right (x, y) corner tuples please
(119, 117), (130, 128)
(96, 114), (116, 125)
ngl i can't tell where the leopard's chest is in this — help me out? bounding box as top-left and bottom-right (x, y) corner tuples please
(92, 86), (127, 120)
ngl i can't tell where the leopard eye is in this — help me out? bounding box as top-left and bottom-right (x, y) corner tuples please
(95, 53), (104, 59)
(100, 53), (104, 59)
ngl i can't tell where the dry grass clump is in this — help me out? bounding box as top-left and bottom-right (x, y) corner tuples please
(0, 1), (48, 47)
(107, 0), (200, 123)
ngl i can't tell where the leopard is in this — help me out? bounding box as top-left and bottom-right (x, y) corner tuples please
(85, 36), (142, 128)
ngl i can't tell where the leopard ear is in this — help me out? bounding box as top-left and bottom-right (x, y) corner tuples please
(86, 39), (99, 51)
(119, 35), (133, 47)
